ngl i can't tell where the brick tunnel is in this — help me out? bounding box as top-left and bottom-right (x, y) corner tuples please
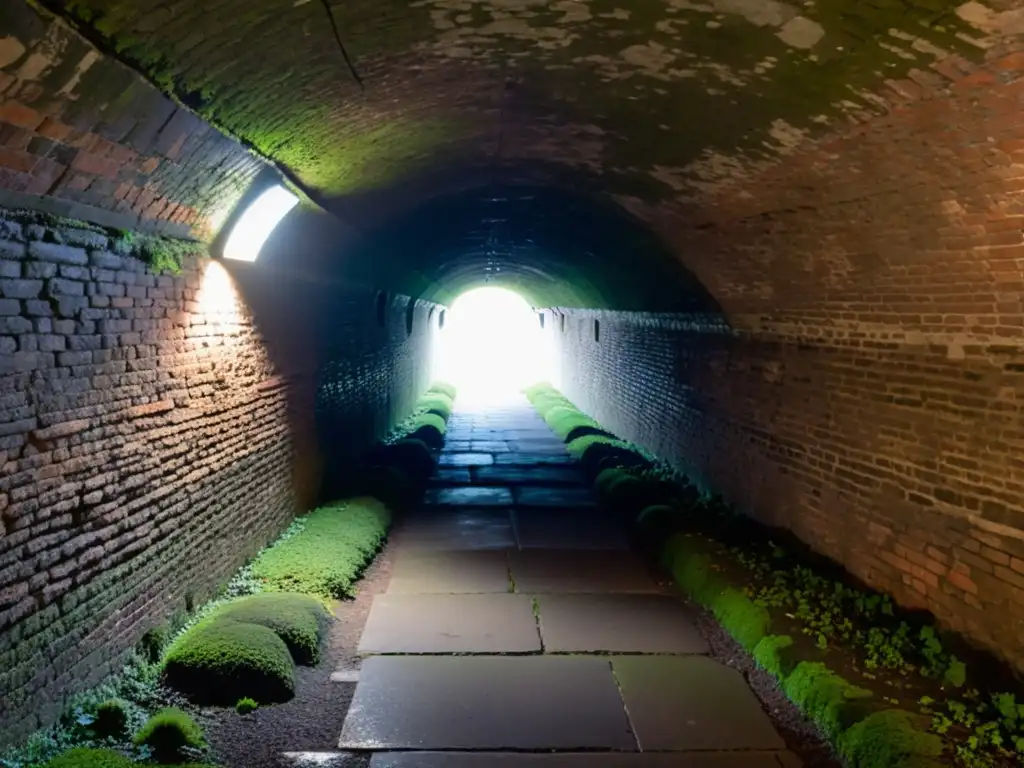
(2, 0), (1024, 766)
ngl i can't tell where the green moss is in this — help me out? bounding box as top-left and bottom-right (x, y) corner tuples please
(212, 593), (328, 665)
(566, 434), (622, 460)
(544, 406), (600, 441)
(839, 710), (944, 768)
(42, 748), (133, 768)
(418, 394), (453, 421)
(783, 662), (874, 739)
(249, 499), (390, 600)
(133, 707), (205, 763)
(753, 634), (799, 679)
(92, 698), (129, 739)
(139, 625), (169, 664)
(635, 504), (683, 544)
(235, 697), (258, 715)
(428, 381), (457, 399)
(163, 619), (295, 705)
(409, 423), (445, 450)
(414, 412), (447, 435)
(711, 588), (771, 652)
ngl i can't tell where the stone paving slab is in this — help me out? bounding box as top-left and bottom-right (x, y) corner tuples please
(535, 595), (709, 654)
(339, 656), (637, 750)
(612, 657), (786, 751)
(513, 486), (596, 509)
(513, 512), (628, 550)
(507, 441), (569, 454)
(440, 453), (496, 467)
(474, 466), (582, 485)
(444, 442), (473, 452)
(494, 453), (575, 467)
(369, 752), (797, 767)
(390, 511), (515, 551)
(426, 487), (515, 506)
(471, 441), (510, 452)
(359, 594), (540, 654)
(387, 550), (512, 593)
(430, 468), (473, 485)
(509, 550), (661, 593)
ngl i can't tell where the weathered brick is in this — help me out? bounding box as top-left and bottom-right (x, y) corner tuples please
(27, 242), (87, 267)
(0, 279), (42, 299)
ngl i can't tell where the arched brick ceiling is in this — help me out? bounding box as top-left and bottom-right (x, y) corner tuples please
(37, 0), (994, 309)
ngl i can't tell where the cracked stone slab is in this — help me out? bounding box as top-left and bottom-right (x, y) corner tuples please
(513, 511), (628, 550)
(471, 440), (510, 452)
(370, 753), (798, 767)
(389, 511), (515, 551)
(474, 466), (583, 485)
(387, 550), (512, 593)
(439, 453), (495, 467)
(612, 657), (787, 751)
(359, 594), (540, 654)
(339, 656), (636, 750)
(509, 550), (660, 593)
(514, 486), (596, 509)
(536, 594), (709, 654)
(426, 487), (514, 506)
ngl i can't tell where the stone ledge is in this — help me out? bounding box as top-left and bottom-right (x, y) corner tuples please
(32, 419), (91, 442)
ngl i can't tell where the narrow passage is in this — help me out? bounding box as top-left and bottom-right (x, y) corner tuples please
(336, 398), (801, 766)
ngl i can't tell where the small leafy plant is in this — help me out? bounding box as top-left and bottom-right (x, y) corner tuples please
(235, 697), (258, 715)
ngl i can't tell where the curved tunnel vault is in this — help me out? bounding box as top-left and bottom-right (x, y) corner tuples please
(331, 184), (723, 312)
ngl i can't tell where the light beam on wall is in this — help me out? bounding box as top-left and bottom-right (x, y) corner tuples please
(222, 185), (299, 262)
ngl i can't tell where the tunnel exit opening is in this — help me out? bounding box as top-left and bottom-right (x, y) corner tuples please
(433, 287), (557, 406)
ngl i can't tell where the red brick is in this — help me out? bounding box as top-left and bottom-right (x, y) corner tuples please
(0, 101), (43, 130)
(70, 150), (118, 180)
(138, 156), (161, 175)
(947, 569), (979, 595)
(0, 147), (37, 174)
(35, 117), (72, 143)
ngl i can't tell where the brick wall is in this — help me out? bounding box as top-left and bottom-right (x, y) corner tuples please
(0, 213), (435, 744)
(0, 0), (264, 239)
(549, 309), (1024, 673)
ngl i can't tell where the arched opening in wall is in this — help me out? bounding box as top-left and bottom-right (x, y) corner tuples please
(405, 300), (416, 337)
(434, 287), (556, 406)
(594, 319), (600, 343)
(375, 291), (387, 328)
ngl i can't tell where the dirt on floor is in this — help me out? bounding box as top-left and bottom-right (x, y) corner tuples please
(201, 541), (840, 768)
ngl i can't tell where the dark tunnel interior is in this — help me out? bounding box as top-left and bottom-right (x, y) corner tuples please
(2, 0), (1024, 764)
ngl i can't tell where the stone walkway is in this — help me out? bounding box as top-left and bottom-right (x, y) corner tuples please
(336, 400), (799, 767)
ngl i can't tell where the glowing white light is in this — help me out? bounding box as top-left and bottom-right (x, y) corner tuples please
(433, 287), (557, 406)
(222, 185), (299, 262)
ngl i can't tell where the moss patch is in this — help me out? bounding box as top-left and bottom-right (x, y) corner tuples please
(41, 748), (134, 768)
(212, 593), (328, 665)
(132, 707), (205, 763)
(162, 618), (296, 705)
(249, 499), (390, 600)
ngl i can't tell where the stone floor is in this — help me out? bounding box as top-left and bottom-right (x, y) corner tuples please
(334, 400), (800, 767)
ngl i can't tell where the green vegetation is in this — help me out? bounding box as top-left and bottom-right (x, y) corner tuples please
(41, 749), (133, 768)
(132, 708), (205, 763)
(139, 627), (169, 664)
(427, 382), (457, 399)
(212, 593), (328, 665)
(91, 700), (129, 739)
(417, 393), (454, 421)
(523, 381), (1024, 768)
(162, 618), (296, 705)
(249, 501), (390, 600)
(235, 698), (258, 715)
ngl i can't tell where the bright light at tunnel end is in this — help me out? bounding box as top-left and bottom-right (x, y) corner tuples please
(433, 287), (558, 407)
(222, 185), (299, 262)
